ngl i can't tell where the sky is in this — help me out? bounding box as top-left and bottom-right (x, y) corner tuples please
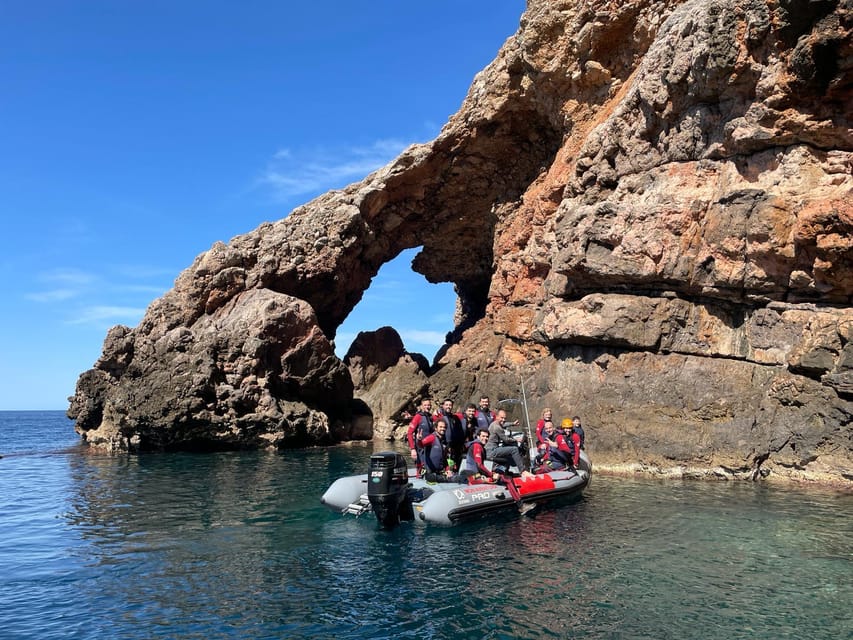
(0, 1), (524, 410)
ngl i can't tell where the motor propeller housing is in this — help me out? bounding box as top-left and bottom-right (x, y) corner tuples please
(366, 452), (411, 528)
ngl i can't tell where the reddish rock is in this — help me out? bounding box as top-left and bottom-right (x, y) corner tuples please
(69, 0), (851, 484)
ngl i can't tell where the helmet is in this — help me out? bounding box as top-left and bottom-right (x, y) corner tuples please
(561, 418), (573, 429)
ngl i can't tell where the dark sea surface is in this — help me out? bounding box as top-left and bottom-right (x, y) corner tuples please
(0, 411), (850, 639)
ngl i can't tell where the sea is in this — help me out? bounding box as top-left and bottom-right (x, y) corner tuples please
(0, 411), (850, 640)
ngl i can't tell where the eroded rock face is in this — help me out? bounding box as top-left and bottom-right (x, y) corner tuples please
(69, 289), (354, 450)
(69, 0), (852, 484)
(344, 327), (430, 440)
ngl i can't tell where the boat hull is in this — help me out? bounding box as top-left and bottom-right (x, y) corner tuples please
(321, 451), (591, 526)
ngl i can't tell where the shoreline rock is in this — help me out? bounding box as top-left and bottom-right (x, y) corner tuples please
(593, 462), (853, 491)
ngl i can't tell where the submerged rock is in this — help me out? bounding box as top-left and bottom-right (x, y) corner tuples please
(69, 0), (852, 484)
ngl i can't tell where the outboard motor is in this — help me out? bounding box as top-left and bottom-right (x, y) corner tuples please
(367, 452), (411, 528)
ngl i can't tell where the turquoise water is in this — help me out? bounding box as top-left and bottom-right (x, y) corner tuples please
(0, 411), (850, 639)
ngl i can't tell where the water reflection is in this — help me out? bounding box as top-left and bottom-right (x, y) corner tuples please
(60, 444), (853, 640)
(65, 447), (366, 637)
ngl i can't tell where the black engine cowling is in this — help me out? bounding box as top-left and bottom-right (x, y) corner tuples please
(367, 452), (411, 528)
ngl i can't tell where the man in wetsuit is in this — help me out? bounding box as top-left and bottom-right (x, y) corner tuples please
(406, 398), (434, 475)
(460, 427), (500, 482)
(437, 398), (465, 471)
(486, 409), (532, 477)
(458, 403), (479, 444)
(420, 419), (454, 482)
(474, 395), (496, 432)
(540, 419), (575, 471)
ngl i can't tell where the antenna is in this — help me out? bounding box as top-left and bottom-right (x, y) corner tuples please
(520, 376), (534, 467)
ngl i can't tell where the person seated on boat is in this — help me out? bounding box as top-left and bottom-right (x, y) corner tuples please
(571, 415), (586, 450)
(459, 427), (500, 483)
(537, 419), (576, 472)
(556, 418), (581, 469)
(487, 409), (534, 478)
(420, 419), (456, 482)
(406, 398), (434, 475)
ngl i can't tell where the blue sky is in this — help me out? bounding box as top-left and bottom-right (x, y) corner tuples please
(0, 2), (523, 410)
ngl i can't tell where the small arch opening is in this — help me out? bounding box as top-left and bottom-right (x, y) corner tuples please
(334, 248), (457, 364)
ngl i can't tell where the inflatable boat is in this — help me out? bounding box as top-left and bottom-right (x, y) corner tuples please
(321, 449), (592, 528)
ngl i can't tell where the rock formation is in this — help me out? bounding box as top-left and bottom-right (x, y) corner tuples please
(69, 0), (852, 484)
(344, 326), (430, 440)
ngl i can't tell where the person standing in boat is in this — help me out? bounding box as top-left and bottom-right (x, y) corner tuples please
(407, 398), (434, 475)
(474, 395), (496, 431)
(420, 419), (455, 482)
(460, 427), (500, 482)
(486, 409), (532, 477)
(534, 407), (554, 465)
(571, 415), (586, 450)
(535, 407), (553, 442)
(437, 398), (465, 471)
(457, 403), (479, 444)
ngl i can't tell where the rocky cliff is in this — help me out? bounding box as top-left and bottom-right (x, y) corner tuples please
(69, 0), (852, 484)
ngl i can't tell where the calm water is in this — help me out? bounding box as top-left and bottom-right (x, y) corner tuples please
(0, 411), (850, 639)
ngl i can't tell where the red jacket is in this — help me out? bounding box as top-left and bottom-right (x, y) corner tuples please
(568, 430), (581, 467)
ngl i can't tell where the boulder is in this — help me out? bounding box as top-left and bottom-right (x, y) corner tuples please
(344, 327), (430, 440)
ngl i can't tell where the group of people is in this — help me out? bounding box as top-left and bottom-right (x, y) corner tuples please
(533, 407), (585, 474)
(405, 395), (587, 485)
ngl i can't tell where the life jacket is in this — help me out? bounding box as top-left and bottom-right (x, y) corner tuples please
(557, 429), (575, 460)
(442, 411), (465, 445)
(414, 412), (434, 444)
(475, 409), (495, 431)
(546, 432), (574, 468)
(465, 440), (490, 476)
(422, 433), (449, 473)
(411, 412), (434, 467)
(458, 413), (477, 442)
(573, 425), (585, 449)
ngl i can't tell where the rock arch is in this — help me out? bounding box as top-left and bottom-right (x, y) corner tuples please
(69, 0), (852, 485)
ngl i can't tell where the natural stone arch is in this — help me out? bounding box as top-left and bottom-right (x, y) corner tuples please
(67, 35), (565, 451)
(69, 0), (852, 485)
(245, 100), (564, 341)
(332, 246), (457, 363)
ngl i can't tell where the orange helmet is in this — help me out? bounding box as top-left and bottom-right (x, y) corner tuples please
(561, 418), (573, 429)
